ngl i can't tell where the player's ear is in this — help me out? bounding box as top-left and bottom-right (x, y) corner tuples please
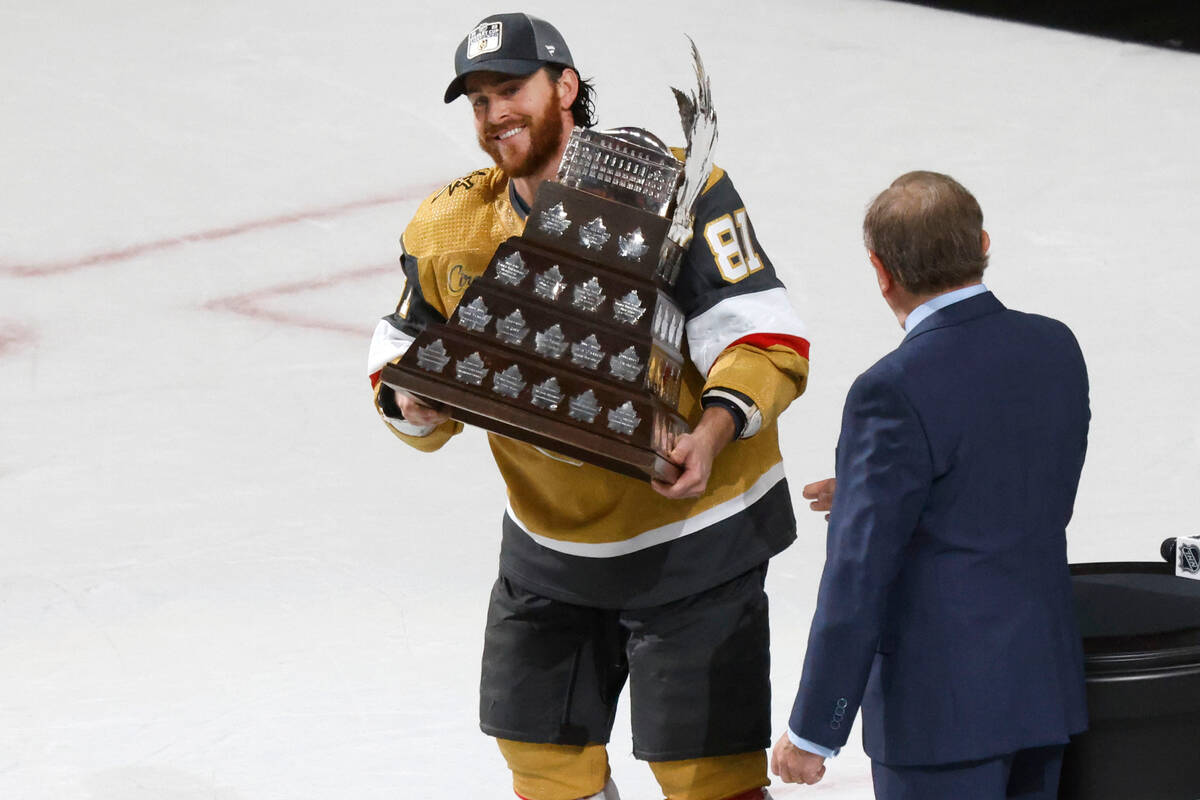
(981, 229), (990, 256)
(556, 67), (579, 111)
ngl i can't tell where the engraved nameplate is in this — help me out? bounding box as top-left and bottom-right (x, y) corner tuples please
(494, 252), (529, 286)
(534, 323), (569, 359)
(578, 217), (611, 250)
(571, 334), (605, 370)
(568, 389), (602, 423)
(572, 277), (606, 312)
(607, 401), (642, 436)
(608, 346), (644, 382)
(534, 266), (567, 301)
(492, 365), (526, 398)
(531, 377), (564, 410)
(455, 352), (488, 386)
(538, 202), (571, 236)
(416, 339), (451, 373)
(457, 297), (492, 333)
(495, 309), (529, 345)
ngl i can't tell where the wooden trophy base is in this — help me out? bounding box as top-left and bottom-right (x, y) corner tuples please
(381, 363), (682, 484)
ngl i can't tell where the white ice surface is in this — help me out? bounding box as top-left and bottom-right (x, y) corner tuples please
(2, 1), (1198, 798)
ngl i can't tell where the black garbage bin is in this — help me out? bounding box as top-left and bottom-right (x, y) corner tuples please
(1060, 562), (1200, 800)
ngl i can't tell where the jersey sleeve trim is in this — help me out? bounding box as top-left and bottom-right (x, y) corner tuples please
(685, 287), (810, 376)
(702, 387), (761, 439)
(368, 316), (415, 387)
(726, 332), (811, 361)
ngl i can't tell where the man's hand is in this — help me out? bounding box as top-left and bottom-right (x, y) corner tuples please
(801, 478), (836, 520)
(652, 406), (736, 499)
(771, 733), (827, 785)
(394, 389), (452, 427)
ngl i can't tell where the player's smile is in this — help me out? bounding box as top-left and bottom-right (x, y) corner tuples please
(489, 122), (530, 153)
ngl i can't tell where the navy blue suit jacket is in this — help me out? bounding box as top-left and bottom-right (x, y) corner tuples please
(788, 292), (1089, 766)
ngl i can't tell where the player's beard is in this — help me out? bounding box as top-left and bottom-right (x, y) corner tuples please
(478, 92), (565, 179)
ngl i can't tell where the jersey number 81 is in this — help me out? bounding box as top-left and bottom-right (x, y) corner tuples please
(704, 208), (763, 284)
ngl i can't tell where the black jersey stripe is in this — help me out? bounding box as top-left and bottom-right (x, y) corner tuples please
(497, 477), (796, 609)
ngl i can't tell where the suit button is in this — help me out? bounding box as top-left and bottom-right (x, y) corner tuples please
(837, 698), (848, 709)
(831, 721), (841, 730)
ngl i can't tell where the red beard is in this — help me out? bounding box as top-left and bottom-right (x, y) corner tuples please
(478, 91), (565, 178)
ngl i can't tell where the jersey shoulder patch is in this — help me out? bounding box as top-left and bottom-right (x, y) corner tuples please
(404, 166), (509, 256)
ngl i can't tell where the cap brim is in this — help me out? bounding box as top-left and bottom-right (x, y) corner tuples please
(443, 59), (546, 103)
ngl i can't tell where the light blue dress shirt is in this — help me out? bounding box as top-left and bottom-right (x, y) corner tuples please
(903, 283), (989, 333)
(788, 282), (989, 761)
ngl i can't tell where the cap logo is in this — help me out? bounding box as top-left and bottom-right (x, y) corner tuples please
(466, 22), (503, 60)
(545, 44), (556, 56)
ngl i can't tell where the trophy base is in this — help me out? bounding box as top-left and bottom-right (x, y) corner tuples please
(382, 363), (682, 484)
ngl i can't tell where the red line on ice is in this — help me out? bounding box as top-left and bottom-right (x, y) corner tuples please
(0, 321), (35, 357)
(3, 185), (437, 278)
(204, 263), (396, 337)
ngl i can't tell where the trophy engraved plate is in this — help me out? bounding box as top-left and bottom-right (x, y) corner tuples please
(383, 45), (720, 482)
(531, 377), (564, 410)
(534, 323), (569, 358)
(416, 339), (451, 373)
(538, 202), (571, 236)
(492, 365), (526, 399)
(494, 252), (529, 286)
(569, 390), (602, 423)
(607, 401), (642, 436)
(572, 277), (607, 312)
(455, 352), (488, 386)
(456, 297), (492, 332)
(578, 217), (611, 251)
(534, 266), (567, 301)
(495, 309), (529, 345)
(613, 290), (646, 325)
(609, 346), (644, 382)
(570, 334), (605, 370)
(617, 228), (649, 261)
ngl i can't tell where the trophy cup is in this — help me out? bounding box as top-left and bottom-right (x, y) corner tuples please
(382, 44), (718, 483)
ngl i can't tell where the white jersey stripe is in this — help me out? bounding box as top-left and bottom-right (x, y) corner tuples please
(507, 461), (786, 559)
(686, 287), (808, 375)
(367, 318), (415, 375)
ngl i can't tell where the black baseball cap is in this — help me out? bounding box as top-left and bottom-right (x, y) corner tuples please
(443, 13), (574, 104)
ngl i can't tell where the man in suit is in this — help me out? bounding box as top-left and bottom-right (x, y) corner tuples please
(771, 171), (1090, 798)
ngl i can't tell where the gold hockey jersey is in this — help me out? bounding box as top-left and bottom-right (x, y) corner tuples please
(369, 164), (810, 608)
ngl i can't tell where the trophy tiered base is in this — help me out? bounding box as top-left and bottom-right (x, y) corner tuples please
(382, 127), (693, 483)
(383, 360), (683, 483)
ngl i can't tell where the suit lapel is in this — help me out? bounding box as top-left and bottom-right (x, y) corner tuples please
(903, 292), (1005, 343)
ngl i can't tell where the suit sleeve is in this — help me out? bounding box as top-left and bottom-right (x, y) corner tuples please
(788, 368), (932, 750)
(674, 169), (810, 435)
(366, 233), (463, 451)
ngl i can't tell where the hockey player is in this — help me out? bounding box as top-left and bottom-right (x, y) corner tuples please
(368, 13), (810, 800)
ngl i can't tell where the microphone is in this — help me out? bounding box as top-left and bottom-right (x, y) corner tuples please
(1161, 538), (1178, 562)
(1162, 536), (1200, 580)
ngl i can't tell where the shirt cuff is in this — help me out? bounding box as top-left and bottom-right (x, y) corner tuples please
(788, 728), (839, 759)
